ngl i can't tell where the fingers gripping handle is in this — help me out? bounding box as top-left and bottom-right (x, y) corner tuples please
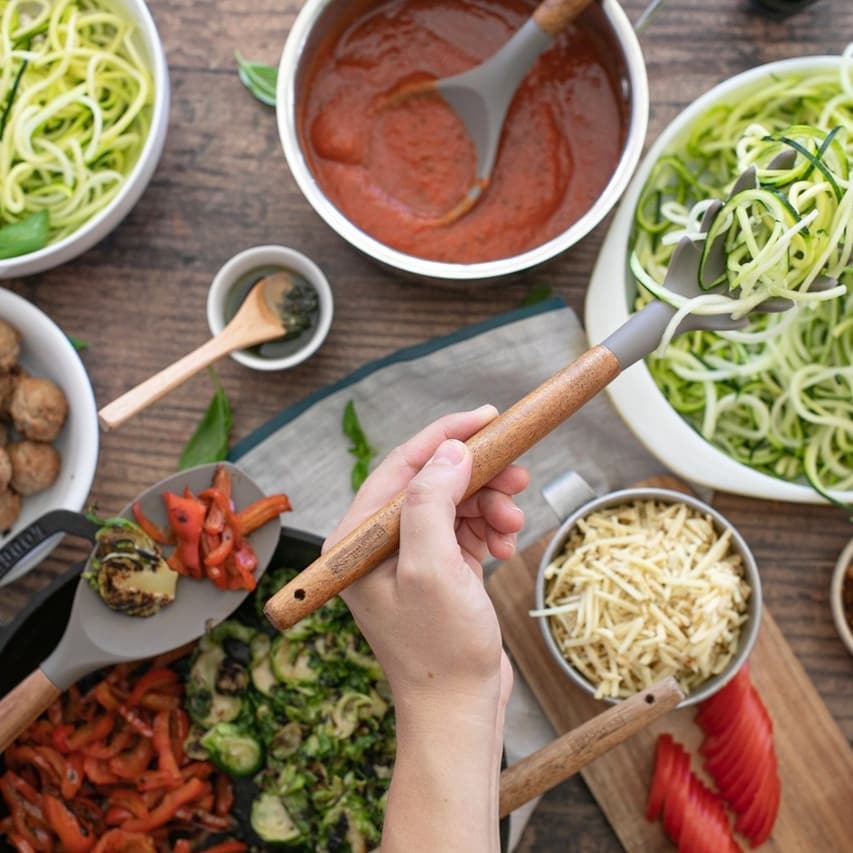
(264, 345), (621, 631)
(0, 669), (61, 753)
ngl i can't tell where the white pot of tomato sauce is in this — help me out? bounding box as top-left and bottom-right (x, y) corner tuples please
(277, 0), (648, 285)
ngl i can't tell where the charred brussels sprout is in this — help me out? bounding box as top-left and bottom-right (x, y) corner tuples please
(200, 722), (263, 776)
(83, 518), (177, 617)
(250, 792), (305, 844)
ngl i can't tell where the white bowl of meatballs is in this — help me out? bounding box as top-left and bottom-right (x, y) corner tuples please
(0, 290), (99, 585)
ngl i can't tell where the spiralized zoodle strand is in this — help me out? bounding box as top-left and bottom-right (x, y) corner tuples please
(631, 46), (853, 502)
(0, 0), (152, 246)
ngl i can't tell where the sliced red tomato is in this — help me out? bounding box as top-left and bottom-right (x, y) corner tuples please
(646, 733), (676, 821)
(695, 664), (751, 735)
(662, 741), (692, 845)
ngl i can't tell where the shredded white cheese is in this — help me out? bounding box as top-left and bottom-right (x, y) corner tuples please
(532, 500), (751, 699)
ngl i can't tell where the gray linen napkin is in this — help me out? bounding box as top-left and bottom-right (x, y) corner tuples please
(231, 298), (666, 846)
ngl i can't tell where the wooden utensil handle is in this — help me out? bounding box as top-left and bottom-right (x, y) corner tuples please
(265, 344), (620, 630)
(533, 0), (594, 36)
(0, 669), (61, 753)
(499, 677), (685, 817)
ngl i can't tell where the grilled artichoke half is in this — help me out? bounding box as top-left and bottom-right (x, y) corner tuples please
(84, 518), (178, 617)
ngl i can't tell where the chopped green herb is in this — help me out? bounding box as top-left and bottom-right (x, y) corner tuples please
(179, 369), (233, 470)
(236, 53), (277, 107)
(342, 400), (377, 492)
(0, 210), (50, 260)
(520, 284), (553, 307)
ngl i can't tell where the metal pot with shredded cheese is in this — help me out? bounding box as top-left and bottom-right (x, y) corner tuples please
(533, 492), (758, 704)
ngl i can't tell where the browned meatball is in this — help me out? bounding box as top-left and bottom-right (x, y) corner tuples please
(0, 320), (20, 371)
(0, 447), (11, 491)
(8, 440), (61, 495)
(0, 365), (27, 417)
(9, 376), (68, 442)
(0, 488), (21, 533)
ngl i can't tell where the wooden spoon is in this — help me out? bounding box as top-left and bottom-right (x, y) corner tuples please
(499, 676), (684, 816)
(98, 273), (296, 430)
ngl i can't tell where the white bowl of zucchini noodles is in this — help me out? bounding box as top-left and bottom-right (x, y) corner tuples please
(585, 51), (853, 505)
(0, 0), (169, 278)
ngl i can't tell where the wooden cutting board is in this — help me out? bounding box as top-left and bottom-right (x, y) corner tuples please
(487, 477), (853, 850)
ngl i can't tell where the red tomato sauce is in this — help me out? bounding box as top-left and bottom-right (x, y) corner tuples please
(299, 0), (629, 264)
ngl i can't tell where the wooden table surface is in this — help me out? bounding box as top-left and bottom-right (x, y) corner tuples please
(2, 0), (852, 849)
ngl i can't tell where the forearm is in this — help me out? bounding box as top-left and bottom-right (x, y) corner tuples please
(381, 691), (505, 853)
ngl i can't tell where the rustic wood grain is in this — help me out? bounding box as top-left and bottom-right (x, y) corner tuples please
(1, 1), (851, 849)
(487, 477), (853, 850)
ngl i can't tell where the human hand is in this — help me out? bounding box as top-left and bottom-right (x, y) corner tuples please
(326, 405), (528, 712)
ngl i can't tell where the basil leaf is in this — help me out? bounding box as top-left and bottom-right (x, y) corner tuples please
(0, 210), (50, 260)
(236, 53), (277, 107)
(179, 369), (233, 470)
(68, 335), (89, 351)
(342, 400), (377, 492)
(520, 284), (553, 307)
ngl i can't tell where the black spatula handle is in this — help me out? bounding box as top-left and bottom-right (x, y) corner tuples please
(0, 510), (99, 582)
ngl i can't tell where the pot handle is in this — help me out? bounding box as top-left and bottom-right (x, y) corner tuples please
(498, 676), (684, 817)
(541, 470), (597, 522)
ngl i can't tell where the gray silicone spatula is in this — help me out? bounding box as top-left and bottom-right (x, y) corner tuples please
(379, 0), (595, 224)
(0, 461), (281, 752)
(265, 155), (838, 631)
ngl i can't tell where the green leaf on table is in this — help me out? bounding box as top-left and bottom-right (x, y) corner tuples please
(0, 210), (49, 260)
(179, 369), (233, 470)
(236, 52), (277, 106)
(68, 335), (89, 351)
(342, 400), (377, 493)
(520, 284), (553, 307)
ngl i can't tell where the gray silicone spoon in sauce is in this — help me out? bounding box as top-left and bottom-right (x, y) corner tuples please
(379, 0), (595, 224)
(265, 154), (838, 631)
(0, 461), (282, 751)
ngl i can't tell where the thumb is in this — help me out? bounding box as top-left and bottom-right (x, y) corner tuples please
(398, 439), (472, 576)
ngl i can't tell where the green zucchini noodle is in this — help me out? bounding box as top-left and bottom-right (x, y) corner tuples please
(0, 0), (153, 245)
(631, 46), (853, 501)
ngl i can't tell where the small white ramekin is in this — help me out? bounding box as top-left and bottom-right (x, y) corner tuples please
(206, 245), (334, 372)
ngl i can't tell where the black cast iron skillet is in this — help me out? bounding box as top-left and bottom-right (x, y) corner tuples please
(0, 527), (512, 852)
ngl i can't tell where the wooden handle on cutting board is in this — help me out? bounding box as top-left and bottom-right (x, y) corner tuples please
(498, 677), (685, 817)
(0, 669), (61, 753)
(533, 0), (594, 36)
(265, 344), (621, 630)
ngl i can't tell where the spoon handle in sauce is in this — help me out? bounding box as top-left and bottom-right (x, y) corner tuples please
(533, 0), (595, 36)
(264, 344), (621, 631)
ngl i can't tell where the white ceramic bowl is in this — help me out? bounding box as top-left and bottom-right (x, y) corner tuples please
(0, 0), (170, 280)
(0, 290), (99, 585)
(206, 245), (334, 372)
(584, 55), (852, 504)
(276, 0), (648, 285)
(534, 486), (762, 708)
(830, 537), (853, 658)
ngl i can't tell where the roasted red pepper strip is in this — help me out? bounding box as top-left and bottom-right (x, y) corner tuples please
(236, 493), (292, 536)
(120, 777), (206, 832)
(82, 728), (133, 759)
(151, 710), (182, 785)
(65, 714), (115, 752)
(213, 772), (235, 817)
(91, 829), (156, 853)
(42, 794), (95, 853)
(131, 502), (172, 545)
(51, 725), (74, 754)
(109, 736), (153, 780)
(163, 492), (206, 577)
(231, 540), (259, 590)
(204, 526), (235, 568)
(124, 668), (178, 708)
(199, 842), (247, 853)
